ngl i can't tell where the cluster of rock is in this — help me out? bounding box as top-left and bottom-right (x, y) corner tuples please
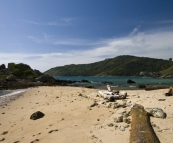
(0, 63), (66, 90)
(139, 71), (161, 78)
(140, 71), (173, 78)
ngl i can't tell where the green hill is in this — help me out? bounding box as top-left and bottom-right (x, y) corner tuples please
(160, 65), (173, 77)
(0, 63), (41, 79)
(44, 55), (173, 76)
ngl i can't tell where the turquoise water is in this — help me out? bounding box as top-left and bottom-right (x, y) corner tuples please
(54, 76), (173, 90)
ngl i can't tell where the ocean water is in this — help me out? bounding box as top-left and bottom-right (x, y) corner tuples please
(0, 89), (27, 97)
(54, 76), (173, 90)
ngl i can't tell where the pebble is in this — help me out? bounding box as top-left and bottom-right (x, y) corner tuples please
(119, 126), (125, 131)
(0, 138), (5, 142)
(107, 123), (114, 127)
(115, 116), (123, 123)
(1, 131), (8, 135)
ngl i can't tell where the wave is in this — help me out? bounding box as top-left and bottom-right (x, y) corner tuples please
(0, 89), (27, 98)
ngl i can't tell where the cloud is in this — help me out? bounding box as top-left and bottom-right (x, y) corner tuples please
(21, 18), (77, 26)
(27, 35), (98, 46)
(130, 25), (141, 36)
(1, 27), (173, 72)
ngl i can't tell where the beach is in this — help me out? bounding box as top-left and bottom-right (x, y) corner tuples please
(0, 86), (173, 143)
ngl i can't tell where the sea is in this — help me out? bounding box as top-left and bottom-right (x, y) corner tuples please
(0, 89), (27, 98)
(54, 76), (173, 90)
(0, 76), (172, 97)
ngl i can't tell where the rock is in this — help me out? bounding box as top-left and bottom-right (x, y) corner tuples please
(124, 124), (130, 128)
(165, 87), (173, 96)
(127, 79), (136, 84)
(1, 131), (8, 135)
(0, 64), (6, 70)
(81, 79), (89, 83)
(145, 108), (166, 119)
(107, 123), (114, 127)
(0, 138), (5, 142)
(138, 84), (146, 88)
(158, 99), (165, 101)
(119, 126), (125, 131)
(13, 141), (20, 143)
(85, 86), (94, 88)
(48, 129), (58, 133)
(6, 74), (17, 81)
(78, 93), (82, 96)
(30, 139), (39, 143)
(30, 111), (45, 120)
(114, 124), (118, 129)
(99, 101), (105, 104)
(90, 102), (98, 107)
(36, 74), (55, 83)
(115, 116), (123, 122)
(119, 91), (127, 99)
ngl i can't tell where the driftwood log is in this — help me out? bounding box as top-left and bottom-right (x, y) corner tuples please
(129, 104), (160, 143)
(145, 86), (169, 91)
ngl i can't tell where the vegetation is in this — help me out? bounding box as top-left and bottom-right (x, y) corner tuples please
(0, 63), (39, 79)
(44, 55), (173, 76)
(160, 65), (173, 76)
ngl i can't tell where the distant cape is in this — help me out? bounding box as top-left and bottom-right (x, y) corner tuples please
(44, 55), (173, 77)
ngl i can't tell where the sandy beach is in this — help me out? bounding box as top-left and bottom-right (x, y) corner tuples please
(0, 86), (173, 143)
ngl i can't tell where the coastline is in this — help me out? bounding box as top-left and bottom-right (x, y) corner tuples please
(0, 86), (173, 143)
(0, 89), (27, 106)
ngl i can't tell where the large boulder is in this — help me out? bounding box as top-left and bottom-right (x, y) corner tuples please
(127, 79), (136, 84)
(6, 74), (17, 81)
(36, 74), (55, 83)
(30, 111), (45, 120)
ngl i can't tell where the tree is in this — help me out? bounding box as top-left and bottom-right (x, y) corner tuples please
(169, 58), (172, 61)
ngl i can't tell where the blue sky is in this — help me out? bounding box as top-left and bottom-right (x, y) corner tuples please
(0, 0), (173, 72)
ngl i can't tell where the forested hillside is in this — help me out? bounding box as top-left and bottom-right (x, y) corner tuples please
(44, 55), (173, 76)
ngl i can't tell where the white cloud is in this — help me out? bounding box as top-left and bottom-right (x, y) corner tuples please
(1, 28), (173, 72)
(130, 25), (141, 36)
(21, 18), (77, 26)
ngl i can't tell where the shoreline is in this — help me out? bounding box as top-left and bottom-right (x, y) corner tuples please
(0, 89), (27, 106)
(0, 86), (173, 143)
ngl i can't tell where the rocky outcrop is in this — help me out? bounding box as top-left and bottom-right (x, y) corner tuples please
(36, 75), (55, 83)
(6, 74), (17, 81)
(0, 64), (6, 70)
(0, 62), (67, 90)
(139, 71), (161, 78)
(127, 79), (136, 84)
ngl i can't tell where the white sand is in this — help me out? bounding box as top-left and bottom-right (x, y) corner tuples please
(0, 86), (173, 143)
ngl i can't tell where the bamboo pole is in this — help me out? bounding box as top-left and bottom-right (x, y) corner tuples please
(129, 104), (160, 143)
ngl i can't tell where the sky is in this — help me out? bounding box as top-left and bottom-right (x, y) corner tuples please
(0, 0), (173, 72)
